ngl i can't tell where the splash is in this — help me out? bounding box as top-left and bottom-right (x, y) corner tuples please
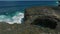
(0, 12), (24, 24)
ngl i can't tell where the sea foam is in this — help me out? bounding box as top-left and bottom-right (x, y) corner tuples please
(0, 12), (24, 24)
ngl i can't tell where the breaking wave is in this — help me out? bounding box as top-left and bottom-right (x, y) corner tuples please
(0, 12), (24, 24)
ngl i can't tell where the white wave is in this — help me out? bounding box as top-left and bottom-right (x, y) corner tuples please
(0, 12), (24, 24)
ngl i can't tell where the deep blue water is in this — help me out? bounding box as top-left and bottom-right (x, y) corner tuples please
(0, 1), (58, 7)
(0, 1), (58, 15)
(0, 1), (58, 24)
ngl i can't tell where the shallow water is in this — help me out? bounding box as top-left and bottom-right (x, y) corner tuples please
(0, 6), (25, 24)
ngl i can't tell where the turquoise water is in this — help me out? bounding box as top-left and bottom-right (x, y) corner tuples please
(0, 1), (58, 24)
(0, 6), (24, 24)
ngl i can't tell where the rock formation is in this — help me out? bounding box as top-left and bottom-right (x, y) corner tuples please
(25, 6), (59, 29)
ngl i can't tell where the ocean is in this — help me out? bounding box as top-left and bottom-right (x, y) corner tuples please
(0, 1), (58, 24)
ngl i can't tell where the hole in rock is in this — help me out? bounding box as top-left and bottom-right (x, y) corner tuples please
(31, 18), (57, 29)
